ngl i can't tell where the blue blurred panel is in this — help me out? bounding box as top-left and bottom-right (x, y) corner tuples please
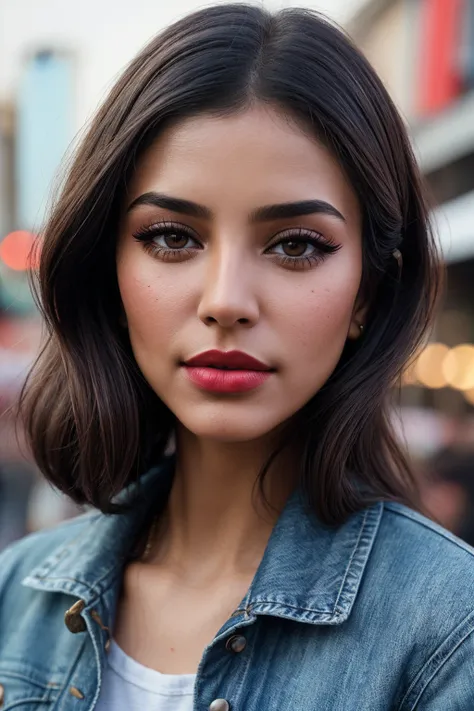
(16, 51), (74, 230)
(460, 0), (474, 89)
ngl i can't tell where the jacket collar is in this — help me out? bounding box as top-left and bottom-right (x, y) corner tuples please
(23, 457), (382, 626)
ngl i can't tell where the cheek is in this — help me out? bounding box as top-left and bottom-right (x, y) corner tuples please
(275, 271), (360, 390)
(282, 280), (356, 348)
(297, 291), (350, 342)
(116, 249), (187, 353)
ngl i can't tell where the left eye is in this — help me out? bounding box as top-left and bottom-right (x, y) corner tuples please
(270, 240), (317, 258)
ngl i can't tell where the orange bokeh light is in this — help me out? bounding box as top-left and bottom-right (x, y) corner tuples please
(0, 230), (39, 271)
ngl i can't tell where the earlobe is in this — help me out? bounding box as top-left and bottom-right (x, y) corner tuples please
(348, 302), (368, 340)
(348, 320), (364, 340)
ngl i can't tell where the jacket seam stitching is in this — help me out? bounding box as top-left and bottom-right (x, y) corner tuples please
(26, 575), (102, 598)
(24, 517), (102, 580)
(27, 560), (124, 601)
(384, 505), (474, 557)
(333, 508), (370, 614)
(398, 614), (474, 710)
(83, 598), (106, 711)
(2, 695), (54, 710)
(0, 670), (60, 690)
(250, 599), (336, 615)
(55, 635), (88, 711)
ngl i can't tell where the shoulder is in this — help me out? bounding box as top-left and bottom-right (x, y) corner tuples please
(359, 502), (474, 709)
(368, 500), (474, 605)
(0, 512), (103, 687)
(377, 499), (474, 571)
(348, 500), (474, 625)
(0, 511), (101, 658)
(0, 463), (168, 601)
(0, 510), (100, 595)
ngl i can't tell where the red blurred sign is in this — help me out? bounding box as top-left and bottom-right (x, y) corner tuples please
(417, 0), (464, 116)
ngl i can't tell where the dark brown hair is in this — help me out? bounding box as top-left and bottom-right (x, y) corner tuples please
(19, 4), (441, 523)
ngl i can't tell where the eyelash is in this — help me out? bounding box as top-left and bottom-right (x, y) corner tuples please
(132, 220), (341, 270)
(133, 221), (200, 263)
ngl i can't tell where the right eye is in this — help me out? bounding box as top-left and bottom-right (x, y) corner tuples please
(153, 232), (198, 250)
(132, 221), (202, 261)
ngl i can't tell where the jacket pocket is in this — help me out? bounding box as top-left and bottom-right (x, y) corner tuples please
(0, 667), (60, 710)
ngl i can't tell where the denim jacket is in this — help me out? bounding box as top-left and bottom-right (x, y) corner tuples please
(2, 458), (474, 711)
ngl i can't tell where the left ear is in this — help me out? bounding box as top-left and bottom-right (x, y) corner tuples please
(347, 298), (369, 341)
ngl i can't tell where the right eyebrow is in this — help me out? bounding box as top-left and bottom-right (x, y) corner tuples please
(127, 192), (211, 219)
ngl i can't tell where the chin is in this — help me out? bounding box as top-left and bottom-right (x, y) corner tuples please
(175, 406), (283, 444)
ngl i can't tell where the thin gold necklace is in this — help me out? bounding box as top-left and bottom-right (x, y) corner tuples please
(143, 514), (160, 560)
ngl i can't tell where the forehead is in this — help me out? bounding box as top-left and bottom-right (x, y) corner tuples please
(126, 106), (360, 225)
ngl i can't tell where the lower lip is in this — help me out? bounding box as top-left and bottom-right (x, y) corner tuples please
(183, 366), (272, 393)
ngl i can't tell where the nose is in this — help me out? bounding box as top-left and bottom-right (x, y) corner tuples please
(197, 248), (259, 329)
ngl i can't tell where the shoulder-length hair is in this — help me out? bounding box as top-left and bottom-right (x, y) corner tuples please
(19, 4), (441, 523)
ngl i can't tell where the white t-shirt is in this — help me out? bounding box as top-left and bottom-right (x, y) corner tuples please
(96, 641), (196, 711)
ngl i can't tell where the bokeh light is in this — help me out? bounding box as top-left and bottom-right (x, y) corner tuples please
(0, 230), (38, 271)
(442, 344), (474, 391)
(414, 343), (450, 389)
(464, 388), (474, 406)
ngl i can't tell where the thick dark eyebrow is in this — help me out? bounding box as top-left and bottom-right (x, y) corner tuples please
(127, 192), (211, 218)
(127, 192), (345, 223)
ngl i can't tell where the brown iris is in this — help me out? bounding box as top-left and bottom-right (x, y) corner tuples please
(164, 234), (189, 249)
(281, 241), (307, 257)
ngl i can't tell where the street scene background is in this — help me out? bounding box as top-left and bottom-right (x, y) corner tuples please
(1, 0), (474, 548)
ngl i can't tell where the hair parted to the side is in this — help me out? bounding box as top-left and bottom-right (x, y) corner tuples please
(19, 4), (441, 523)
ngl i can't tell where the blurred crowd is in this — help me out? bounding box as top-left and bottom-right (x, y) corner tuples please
(421, 448), (474, 546)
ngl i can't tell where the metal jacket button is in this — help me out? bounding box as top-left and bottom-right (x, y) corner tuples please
(64, 599), (87, 633)
(225, 634), (247, 653)
(209, 700), (230, 711)
(69, 687), (85, 699)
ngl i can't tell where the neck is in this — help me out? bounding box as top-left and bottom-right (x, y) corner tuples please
(148, 426), (296, 580)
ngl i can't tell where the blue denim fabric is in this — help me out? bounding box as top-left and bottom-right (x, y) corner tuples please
(1, 457), (474, 710)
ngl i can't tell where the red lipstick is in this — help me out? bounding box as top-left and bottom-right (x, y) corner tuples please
(183, 350), (273, 393)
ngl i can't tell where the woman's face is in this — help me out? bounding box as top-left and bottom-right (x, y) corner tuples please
(117, 106), (364, 443)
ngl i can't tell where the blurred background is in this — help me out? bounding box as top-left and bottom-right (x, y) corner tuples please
(1, 0), (474, 549)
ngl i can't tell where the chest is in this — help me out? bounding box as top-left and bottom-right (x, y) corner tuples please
(112, 563), (253, 675)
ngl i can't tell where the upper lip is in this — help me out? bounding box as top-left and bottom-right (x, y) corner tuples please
(184, 350), (272, 371)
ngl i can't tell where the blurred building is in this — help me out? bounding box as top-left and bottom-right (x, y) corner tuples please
(351, 0), (474, 457)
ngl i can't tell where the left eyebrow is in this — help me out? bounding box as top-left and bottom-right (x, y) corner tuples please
(251, 200), (346, 223)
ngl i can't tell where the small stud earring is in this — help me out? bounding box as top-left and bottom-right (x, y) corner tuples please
(359, 323), (364, 333)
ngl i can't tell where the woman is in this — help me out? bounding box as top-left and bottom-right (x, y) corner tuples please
(1, 5), (473, 710)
